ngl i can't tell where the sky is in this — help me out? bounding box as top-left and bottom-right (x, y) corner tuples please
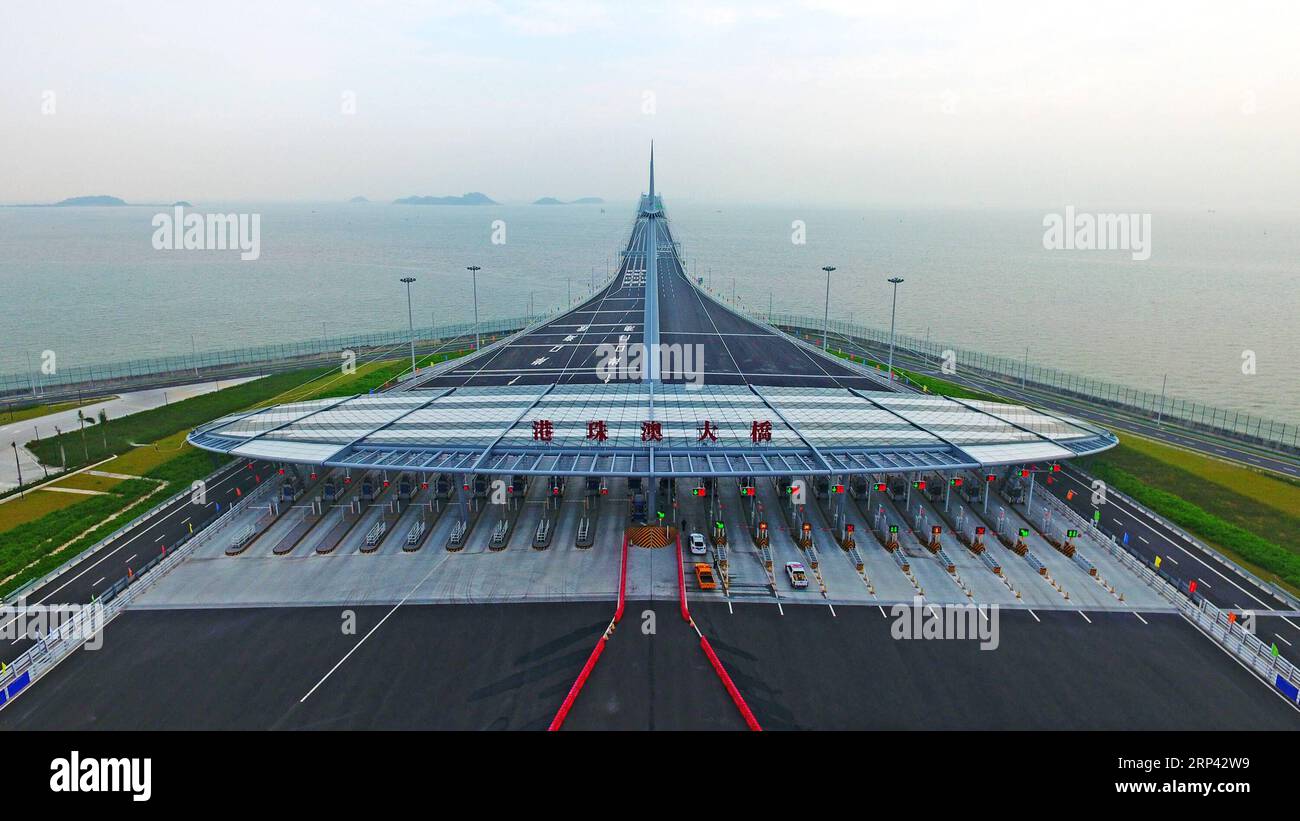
(2, 0), (1298, 208)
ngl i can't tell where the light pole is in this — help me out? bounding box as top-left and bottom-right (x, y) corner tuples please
(1157, 373), (1168, 426)
(11, 442), (23, 499)
(820, 266), (836, 351)
(466, 266), (481, 349)
(400, 277), (417, 374)
(886, 277), (905, 383)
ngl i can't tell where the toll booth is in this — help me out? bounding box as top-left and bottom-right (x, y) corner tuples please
(360, 475), (377, 502)
(323, 479), (340, 503)
(888, 477), (907, 502)
(812, 476), (829, 500)
(435, 474), (452, 499)
(511, 475), (528, 496)
(850, 475), (868, 498)
(397, 473), (414, 500)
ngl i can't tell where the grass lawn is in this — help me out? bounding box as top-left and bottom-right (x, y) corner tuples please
(46, 473), (127, 493)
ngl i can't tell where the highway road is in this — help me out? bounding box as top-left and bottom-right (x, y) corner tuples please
(0, 458), (271, 667)
(4, 599), (1295, 730)
(415, 206), (878, 390)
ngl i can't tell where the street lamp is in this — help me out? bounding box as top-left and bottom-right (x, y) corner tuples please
(400, 277), (417, 374)
(11, 442), (23, 499)
(886, 277), (905, 383)
(820, 266), (836, 351)
(466, 266), (481, 350)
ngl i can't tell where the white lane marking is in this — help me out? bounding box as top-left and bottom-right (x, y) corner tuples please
(155, 533), (166, 542)
(1137, 535), (1149, 544)
(92, 577), (105, 587)
(125, 554), (137, 564)
(1165, 555), (1178, 565)
(1078, 610), (1092, 624)
(1277, 633), (1294, 647)
(1028, 608), (1041, 623)
(1198, 578), (1212, 589)
(300, 544), (448, 703)
(1134, 612), (1148, 625)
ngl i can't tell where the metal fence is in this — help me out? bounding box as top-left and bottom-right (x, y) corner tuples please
(745, 306), (1299, 453)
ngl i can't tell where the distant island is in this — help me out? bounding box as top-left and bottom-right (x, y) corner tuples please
(533, 196), (605, 205)
(394, 192), (496, 206)
(54, 195), (127, 206)
(349, 196), (369, 203)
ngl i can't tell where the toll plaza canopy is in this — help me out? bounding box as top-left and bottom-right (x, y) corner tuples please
(187, 383), (1117, 478)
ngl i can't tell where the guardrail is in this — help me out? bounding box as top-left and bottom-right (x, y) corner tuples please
(1038, 488), (1300, 701)
(0, 472), (276, 703)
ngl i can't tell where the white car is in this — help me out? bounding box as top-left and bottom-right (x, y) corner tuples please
(785, 561), (809, 589)
(689, 532), (708, 555)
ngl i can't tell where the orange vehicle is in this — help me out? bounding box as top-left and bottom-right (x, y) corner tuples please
(693, 562), (717, 590)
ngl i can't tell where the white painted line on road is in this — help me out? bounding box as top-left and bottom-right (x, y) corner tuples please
(92, 577), (104, 587)
(125, 554), (136, 564)
(1134, 612), (1148, 625)
(1078, 610), (1092, 624)
(1277, 633), (1293, 647)
(1198, 578), (1212, 589)
(300, 538), (450, 703)
(1028, 608), (1040, 623)
(877, 605), (887, 618)
(1165, 555), (1179, 565)
(155, 533), (166, 542)
(827, 602), (836, 617)
(1138, 535), (1149, 544)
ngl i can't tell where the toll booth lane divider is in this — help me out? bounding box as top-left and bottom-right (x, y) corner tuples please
(676, 533), (763, 732)
(548, 535), (629, 731)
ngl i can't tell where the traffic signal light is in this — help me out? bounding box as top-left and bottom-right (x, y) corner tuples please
(1020, 469), (1031, 477)
(975, 526), (986, 535)
(846, 523), (854, 533)
(913, 480), (926, 490)
(875, 483), (888, 492)
(692, 486), (707, 497)
(1050, 463), (1061, 473)
(931, 525), (942, 535)
(986, 474), (996, 482)
(741, 486), (756, 496)
(950, 477), (963, 487)
(889, 524), (899, 534)
(831, 483), (844, 494)
(1018, 528), (1030, 537)
(1066, 529), (1079, 539)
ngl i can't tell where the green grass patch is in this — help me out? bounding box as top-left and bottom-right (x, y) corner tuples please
(0, 478), (160, 598)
